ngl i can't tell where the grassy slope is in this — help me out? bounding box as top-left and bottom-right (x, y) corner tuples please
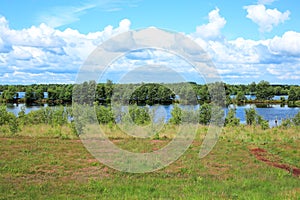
(0, 125), (299, 199)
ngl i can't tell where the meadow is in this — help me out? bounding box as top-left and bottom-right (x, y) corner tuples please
(1, 123), (299, 199)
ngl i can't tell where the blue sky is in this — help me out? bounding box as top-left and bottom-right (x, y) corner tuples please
(0, 0), (300, 84)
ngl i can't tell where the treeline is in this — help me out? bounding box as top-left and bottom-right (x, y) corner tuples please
(1, 80), (300, 106)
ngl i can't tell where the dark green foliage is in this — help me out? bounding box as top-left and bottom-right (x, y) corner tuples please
(288, 86), (300, 102)
(0, 80), (298, 106)
(25, 87), (35, 104)
(128, 83), (175, 105)
(255, 81), (274, 100)
(235, 92), (247, 103)
(199, 103), (211, 125)
(1, 86), (17, 102)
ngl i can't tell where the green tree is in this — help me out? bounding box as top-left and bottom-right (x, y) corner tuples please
(129, 105), (150, 125)
(0, 105), (19, 134)
(169, 104), (182, 125)
(2, 86), (17, 102)
(236, 91), (247, 103)
(288, 86), (299, 102)
(96, 105), (115, 124)
(35, 88), (44, 101)
(249, 82), (256, 94)
(199, 103), (211, 125)
(245, 107), (256, 125)
(245, 107), (269, 129)
(25, 87), (35, 104)
(256, 81), (274, 100)
(225, 108), (240, 126)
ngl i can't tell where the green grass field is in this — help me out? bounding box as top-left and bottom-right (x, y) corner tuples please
(0, 125), (299, 199)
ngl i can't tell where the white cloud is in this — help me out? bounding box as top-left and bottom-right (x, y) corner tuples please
(190, 8), (300, 83)
(194, 8), (226, 40)
(257, 0), (275, 5)
(0, 16), (132, 84)
(244, 4), (290, 32)
(268, 31), (300, 56)
(1, 7), (300, 85)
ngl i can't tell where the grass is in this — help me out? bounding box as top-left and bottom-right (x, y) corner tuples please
(0, 124), (299, 199)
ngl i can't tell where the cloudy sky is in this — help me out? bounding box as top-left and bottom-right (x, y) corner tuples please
(0, 0), (300, 84)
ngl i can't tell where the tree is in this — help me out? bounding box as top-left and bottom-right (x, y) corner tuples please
(128, 105), (150, 125)
(255, 81), (274, 100)
(105, 80), (114, 102)
(225, 108), (240, 126)
(25, 87), (35, 104)
(236, 91), (247, 103)
(245, 107), (257, 125)
(208, 82), (226, 107)
(0, 105), (19, 134)
(199, 103), (211, 125)
(35, 88), (44, 101)
(288, 86), (299, 102)
(249, 82), (256, 94)
(245, 106), (269, 129)
(2, 86), (17, 102)
(169, 104), (182, 125)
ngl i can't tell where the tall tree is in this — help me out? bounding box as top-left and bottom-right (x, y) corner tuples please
(255, 81), (274, 100)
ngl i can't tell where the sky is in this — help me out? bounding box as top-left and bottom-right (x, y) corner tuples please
(0, 0), (300, 85)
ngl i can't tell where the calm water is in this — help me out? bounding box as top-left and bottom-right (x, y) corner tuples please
(230, 95), (288, 100)
(6, 103), (299, 127)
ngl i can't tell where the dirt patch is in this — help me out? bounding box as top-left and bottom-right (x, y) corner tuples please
(250, 147), (300, 177)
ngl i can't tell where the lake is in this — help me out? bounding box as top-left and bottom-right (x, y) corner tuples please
(5, 103), (300, 127)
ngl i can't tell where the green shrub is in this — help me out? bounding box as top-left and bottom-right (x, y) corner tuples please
(225, 108), (240, 127)
(169, 104), (182, 125)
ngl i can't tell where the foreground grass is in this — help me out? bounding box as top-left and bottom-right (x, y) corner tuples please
(0, 125), (299, 199)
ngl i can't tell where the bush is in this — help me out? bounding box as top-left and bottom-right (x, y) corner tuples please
(225, 108), (240, 127)
(169, 104), (182, 125)
(199, 103), (211, 125)
(245, 106), (269, 129)
(245, 107), (256, 125)
(0, 105), (19, 134)
(292, 111), (300, 126)
(95, 105), (115, 124)
(128, 105), (150, 125)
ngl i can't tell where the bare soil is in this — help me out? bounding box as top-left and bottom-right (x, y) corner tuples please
(250, 147), (300, 177)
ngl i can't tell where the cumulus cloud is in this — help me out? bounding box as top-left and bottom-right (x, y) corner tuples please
(244, 4), (290, 32)
(194, 8), (226, 40)
(1, 6), (300, 85)
(268, 31), (300, 56)
(0, 16), (132, 84)
(190, 8), (300, 83)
